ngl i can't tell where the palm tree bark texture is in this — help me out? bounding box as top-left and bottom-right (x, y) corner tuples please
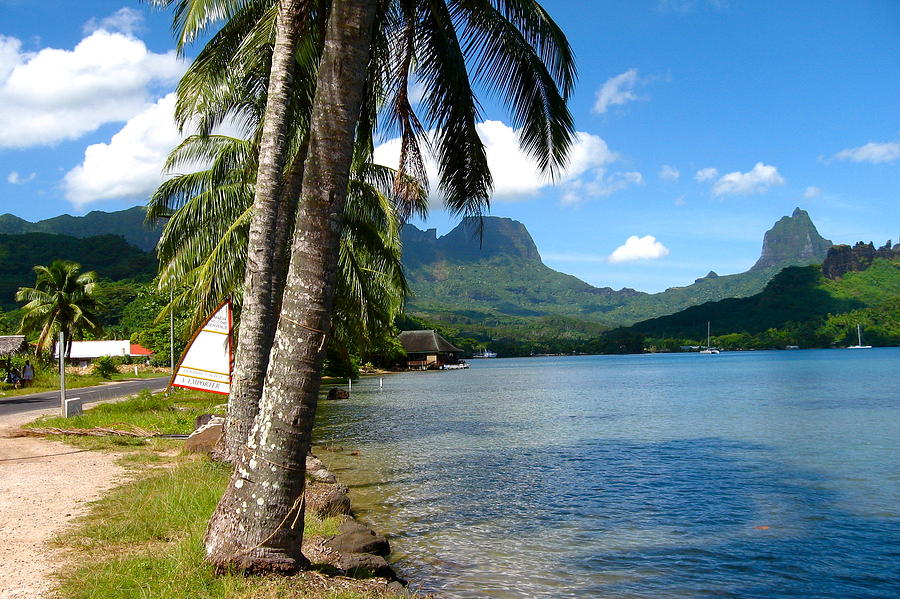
(222, 0), (306, 463)
(205, 0), (379, 572)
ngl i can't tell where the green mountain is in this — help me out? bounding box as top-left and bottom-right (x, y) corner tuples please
(401, 208), (833, 327)
(401, 217), (645, 326)
(626, 258), (900, 344)
(0, 206), (162, 252)
(0, 233), (157, 310)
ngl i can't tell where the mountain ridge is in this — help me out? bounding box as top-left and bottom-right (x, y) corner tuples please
(400, 208), (833, 326)
(0, 207), (162, 252)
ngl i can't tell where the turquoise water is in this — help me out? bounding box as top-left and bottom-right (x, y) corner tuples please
(313, 349), (900, 598)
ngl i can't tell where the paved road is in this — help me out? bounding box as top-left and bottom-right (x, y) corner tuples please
(0, 376), (171, 418)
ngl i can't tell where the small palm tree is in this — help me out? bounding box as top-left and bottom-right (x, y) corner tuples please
(16, 261), (103, 357)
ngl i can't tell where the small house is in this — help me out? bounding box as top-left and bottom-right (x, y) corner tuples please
(397, 330), (462, 370)
(54, 340), (155, 367)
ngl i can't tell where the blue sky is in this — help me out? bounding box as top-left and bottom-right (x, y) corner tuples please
(1, 0), (898, 292)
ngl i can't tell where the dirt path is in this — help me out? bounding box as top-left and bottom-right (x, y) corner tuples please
(0, 409), (124, 599)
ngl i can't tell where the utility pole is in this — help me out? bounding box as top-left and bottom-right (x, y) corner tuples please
(169, 287), (175, 372)
(58, 330), (66, 417)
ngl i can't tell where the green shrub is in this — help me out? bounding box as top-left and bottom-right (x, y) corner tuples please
(92, 356), (118, 379)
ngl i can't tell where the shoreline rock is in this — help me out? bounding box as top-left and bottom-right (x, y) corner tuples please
(303, 454), (405, 585)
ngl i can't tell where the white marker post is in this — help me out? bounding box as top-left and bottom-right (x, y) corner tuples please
(58, 331), (66, 417)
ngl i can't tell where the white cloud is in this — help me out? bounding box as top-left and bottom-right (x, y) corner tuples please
(803, 186), (822, 199)
(694, 167), (718, 182)
(0, 29), (184, 148)
(593, 68), (642, 114)
(560, 171), (643, 206)
(660, 164), (680, 182)
(712, 162), (784, 197)
(833, 141), (900, 164)
(7, 171), (35, 184)
(373, 120), (635, 206)
(84, 8), (145, 36)
(63, 93), (183, 207)
(608, 235), (670, 263)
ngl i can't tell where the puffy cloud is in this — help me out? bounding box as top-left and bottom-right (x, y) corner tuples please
(593, 68), (641, 114)
(0, 29), (184, 148)
(803, 186), (822, 199)
(712, 162), (784, 197)
(694, 167), (718, 182)
(373, 120), (634, 205)
(833, 141), (900, 164)
(608, 235), (670, 263)
(7, 171), (35, 184)
(660, 164), (680, 182)
(63, 94), (183, 207)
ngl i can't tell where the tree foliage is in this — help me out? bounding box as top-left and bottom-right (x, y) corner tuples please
(15, 260), (104, 356)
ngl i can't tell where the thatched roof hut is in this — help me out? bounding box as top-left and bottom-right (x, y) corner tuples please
(398, 330), (462, 354)
(0, 335), (27, 358)
(397, 330), (462, 370)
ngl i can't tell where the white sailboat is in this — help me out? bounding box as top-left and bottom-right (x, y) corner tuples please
(699, 321), (719, 354)
(848, 324), (872, 349)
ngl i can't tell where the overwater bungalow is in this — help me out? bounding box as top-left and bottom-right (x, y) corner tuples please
(397, 330), (464, 370)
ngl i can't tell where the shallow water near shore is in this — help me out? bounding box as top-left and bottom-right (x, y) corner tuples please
(314, 349), (899, 598)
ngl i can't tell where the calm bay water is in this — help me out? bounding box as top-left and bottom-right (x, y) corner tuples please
(313, 349), (899, 598)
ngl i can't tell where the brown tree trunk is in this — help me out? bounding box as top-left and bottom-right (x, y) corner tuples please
(221, 0), (305, 463)
(205, 0), (378, 573)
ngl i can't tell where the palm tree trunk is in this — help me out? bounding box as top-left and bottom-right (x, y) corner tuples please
(205, 0), (378, 572)
(221, 0), (305, 463)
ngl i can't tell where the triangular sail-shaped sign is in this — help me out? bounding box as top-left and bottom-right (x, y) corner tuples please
(170, 300), (233, 395)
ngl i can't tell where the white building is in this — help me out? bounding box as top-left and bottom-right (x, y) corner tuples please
(54, 340), (154, 367)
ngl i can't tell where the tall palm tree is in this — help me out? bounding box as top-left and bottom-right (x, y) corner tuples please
(202, 0), (576, 573)
(16, 261), (103, 357)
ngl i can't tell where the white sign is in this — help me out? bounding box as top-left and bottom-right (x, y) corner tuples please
(171, 301), (232, 395)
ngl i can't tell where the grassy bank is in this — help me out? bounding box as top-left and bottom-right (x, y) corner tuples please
(27, 389), (410, 599)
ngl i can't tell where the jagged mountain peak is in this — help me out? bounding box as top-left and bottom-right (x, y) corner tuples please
(401, 215), (542, 266)
(751, 207), (832, 271)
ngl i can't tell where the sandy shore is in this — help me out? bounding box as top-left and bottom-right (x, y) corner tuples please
(0, 409), (124, 599)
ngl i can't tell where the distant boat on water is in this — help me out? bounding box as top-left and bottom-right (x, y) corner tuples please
(699, 322), (720, 354)
(848, 324), (872, 349)
(471, 348), (498, 358)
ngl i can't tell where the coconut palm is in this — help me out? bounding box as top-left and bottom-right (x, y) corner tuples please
(196, 0), (577, 573)
(15, 261), (103, 357)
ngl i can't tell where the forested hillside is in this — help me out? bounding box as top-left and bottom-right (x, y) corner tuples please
(628, 259), (900, 348)
(0, 233), (157, 310)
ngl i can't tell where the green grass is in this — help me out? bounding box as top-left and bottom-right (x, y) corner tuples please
(54, 458), (396, 599)
(27, 388), (224, 433)
(36, 390), (406, 599)
(24, 388), (226, 450)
